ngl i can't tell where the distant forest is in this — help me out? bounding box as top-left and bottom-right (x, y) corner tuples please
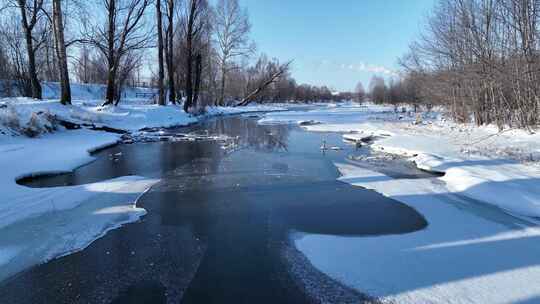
(370, 0), (540, 129)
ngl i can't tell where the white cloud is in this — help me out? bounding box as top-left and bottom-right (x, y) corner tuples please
(317, 60), (398, 76)
(345, 62), (398, 76)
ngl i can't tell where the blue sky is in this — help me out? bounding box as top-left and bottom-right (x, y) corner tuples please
(240, 0), (436, 92)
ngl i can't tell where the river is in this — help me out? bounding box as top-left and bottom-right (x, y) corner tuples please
(0, 113), (430, 304)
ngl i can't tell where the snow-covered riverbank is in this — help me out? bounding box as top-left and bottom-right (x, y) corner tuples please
(0, 97), (285, 136)
(259, 103), (540, 304)
(296, 164), (540, 304)
(0, 128), (159, 281)
(0, 96), (283, 281)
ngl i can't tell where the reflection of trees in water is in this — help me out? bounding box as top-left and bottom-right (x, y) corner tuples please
(202, 117), (290, 152)
(159, 139), (222, 178)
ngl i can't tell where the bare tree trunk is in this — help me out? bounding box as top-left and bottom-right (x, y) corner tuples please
(156, 0), (165, 106)
(45, 40), (55, 81)
(183, 0), (197, 112)
(219, 63), (226, 105)
(52, 0), (71, 105)
(165, 0), (176, 104)
(105, 66), (117, 106)
(18, 0), (43, 99)
(184, 39), (193, 111)
(193, 53), (202, 108)
(25, 37), (41, 99)
(103, 0), (116, 106)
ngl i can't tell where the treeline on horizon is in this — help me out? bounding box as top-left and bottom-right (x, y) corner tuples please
(376, 0), (540, 130)
(0, 0), (353, 112)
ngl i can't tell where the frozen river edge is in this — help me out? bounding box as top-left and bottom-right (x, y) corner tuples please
(0, 102), (283, 283)
(257, 105), (540, 304)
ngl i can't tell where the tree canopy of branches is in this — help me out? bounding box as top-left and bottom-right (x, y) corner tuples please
(236, 59), (291, 106)
(399, 0), (540, 129)
(182, 0), (208, 112)
(369, 76), (386, 104)
(85, 0), (152, 106)
(214, 0), (254, 106)
(14, 0), (46, 99)
(355, 81), (365, 102)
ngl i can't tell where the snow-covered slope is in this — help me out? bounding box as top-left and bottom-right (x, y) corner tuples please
(39, 82), (158, 101)
(0, 97), (285, 136)
(1, 80), (286, 137)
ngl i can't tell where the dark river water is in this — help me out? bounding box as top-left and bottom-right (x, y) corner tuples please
(2, 115), (428, 304)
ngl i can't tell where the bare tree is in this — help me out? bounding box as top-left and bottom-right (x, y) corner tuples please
(74, 45), (90, 83)
(73, 48), (111, 84)
(116, 50), (143, 104)
(85, 0), (152, 106)
(183, 0), (207, 112)
(369, 76), (386, 104)
(0, 29), (13, 96)
(236, 60), (291, 106)
(164, 0), (176, 104)
(193, 52), (202, 106)
(0, 14), (31, 96)
(51, 0), (71, 104)
(354, 81), (365, 102)
(40, 25), (58, 82)
(156, 0), (165, 105)
(214, 0), (254, 105)
(0, 45), (9, 81)
(15, 0), (45, 99)
(398, 0), (540, 129)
